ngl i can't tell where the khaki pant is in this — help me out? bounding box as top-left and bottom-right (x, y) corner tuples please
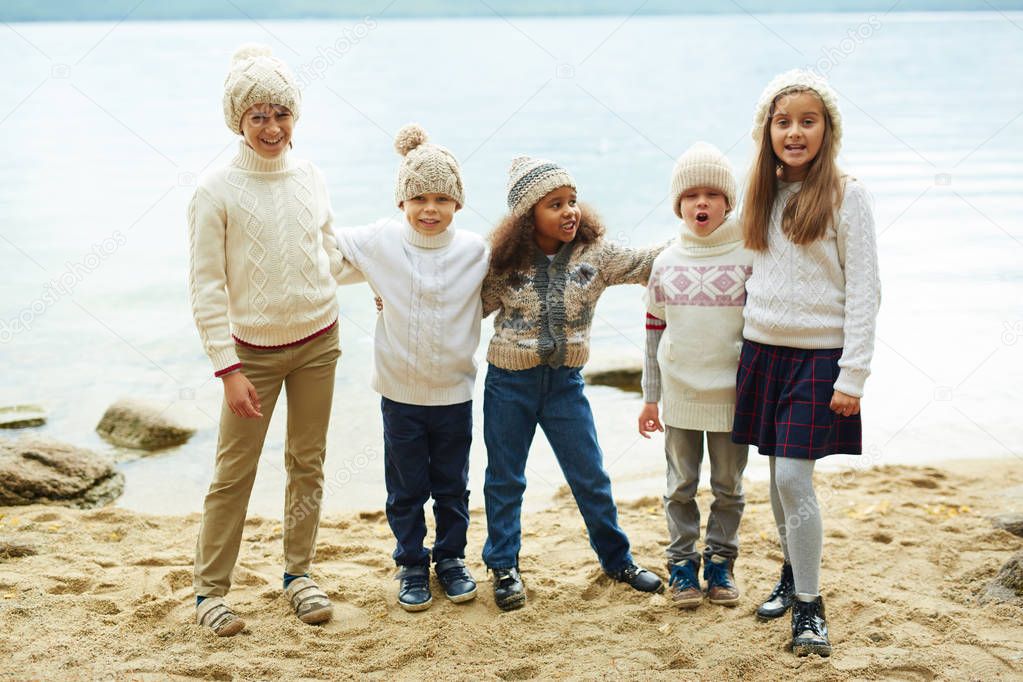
(194, 325), (340, 597)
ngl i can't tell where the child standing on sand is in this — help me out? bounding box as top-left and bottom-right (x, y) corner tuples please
(188, 44), (354, 636)
(639, 142), (752, 610)
(332, 125), (488, 613)
(480, 156), (666, 610)
(733, 70), (881, 657)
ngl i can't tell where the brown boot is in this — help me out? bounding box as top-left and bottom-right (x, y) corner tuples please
(667, 560), (703, 609)
(704, 555), (740, 606)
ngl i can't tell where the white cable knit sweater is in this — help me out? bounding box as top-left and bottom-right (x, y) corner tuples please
(188, 142), (354, 375)
(742, 178), (881, 397)
(333, 216), (488, 406)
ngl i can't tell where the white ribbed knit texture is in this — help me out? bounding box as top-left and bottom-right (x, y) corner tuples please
(187, 142), (346, 375)
(741, 179), (881, 397)
(752, 69), (843, 153)
(333, 216), (488, 406)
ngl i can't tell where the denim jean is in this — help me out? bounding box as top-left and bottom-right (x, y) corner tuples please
(481, 363), (633, 573)
(382, 397), (472, 567)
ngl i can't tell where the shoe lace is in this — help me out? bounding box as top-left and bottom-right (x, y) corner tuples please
(704, 561), (735, 590)
(767, 568), (794, 600)
(668, 564), (698, 590)
(793, 601), (824, 638)
(438, 564), (469, 583)
(402, 571), (429, 589)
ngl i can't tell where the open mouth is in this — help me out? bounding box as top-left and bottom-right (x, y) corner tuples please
(260, 136), (284, 146)
(784, 144), (806, 153)
(696, 212), (709, 223)
(560, 220), (577, 233)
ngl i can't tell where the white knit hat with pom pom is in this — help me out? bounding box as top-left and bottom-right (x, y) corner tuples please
(751, 69), (842, 153)
(393, 123), (464, 208)
(223, 43), (302, 135)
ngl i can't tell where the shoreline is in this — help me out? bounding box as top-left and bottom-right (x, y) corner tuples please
(1, 457), (1021, 680)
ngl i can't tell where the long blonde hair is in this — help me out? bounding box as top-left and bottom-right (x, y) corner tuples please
(743, 87), (843, 251)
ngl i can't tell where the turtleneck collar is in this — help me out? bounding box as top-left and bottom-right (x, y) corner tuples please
(678, 214), (743, 253)
(232, 140), (293, 173)
(403, 219), (455, 249)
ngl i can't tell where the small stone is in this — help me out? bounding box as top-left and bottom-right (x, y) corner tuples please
(980, 550), (1023, 604)
(584, 362), (643, 393)
(96, 398), (195, 451)
(992, 513), (1023, 539)
(0, 436), (124, 508)
(0, 405), (47, 429)
(0, 539), (38, 559)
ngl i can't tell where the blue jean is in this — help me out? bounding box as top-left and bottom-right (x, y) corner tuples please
(382, 397), (472, 567)
(481, 363), (633, 573)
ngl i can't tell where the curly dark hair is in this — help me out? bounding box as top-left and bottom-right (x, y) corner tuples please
(487, 202), (606, 276)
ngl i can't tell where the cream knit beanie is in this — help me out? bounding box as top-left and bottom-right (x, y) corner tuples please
(751, 69), (842, 153)
(223, 44), (302, 135)
(392, 124), (464, 208)
(669, 142), (737, 218)
(505, 156), (576, 218)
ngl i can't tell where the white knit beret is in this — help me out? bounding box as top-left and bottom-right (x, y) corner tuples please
(505, 156), (576, 218)
(223, 44), (302, 135)
(751, 69), (842, 153)
(393, 123), (465, 208)
(669, 142), (737, 218)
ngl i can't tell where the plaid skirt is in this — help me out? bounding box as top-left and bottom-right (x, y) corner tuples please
(731, 339), (861, 459)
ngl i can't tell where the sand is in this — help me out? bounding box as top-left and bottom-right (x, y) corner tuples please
(0, 458), (1021, 681)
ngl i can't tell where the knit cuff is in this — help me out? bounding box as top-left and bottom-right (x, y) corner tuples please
(834, 367), (868, 398)
(208, 346), (242, 378)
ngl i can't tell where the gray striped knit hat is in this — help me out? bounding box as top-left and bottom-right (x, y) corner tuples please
(506, 155), (576, 218)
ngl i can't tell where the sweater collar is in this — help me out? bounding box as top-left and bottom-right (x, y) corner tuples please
(403, 220), (455, 249)
(232, 140), (293, 173)
(678, 214), (743, 251)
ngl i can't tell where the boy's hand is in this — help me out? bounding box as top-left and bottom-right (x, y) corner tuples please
(830, 390), (860, 417)
(638, 402), (663, 438)
(223, 372), (263, 418)
(374, 296), (383, 313)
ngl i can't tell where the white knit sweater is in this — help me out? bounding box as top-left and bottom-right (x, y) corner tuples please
(742, 178), (881, 397)
(188, 142), (355, 375)
(642, 216), (754, 431)
(333, 216), (488, 406)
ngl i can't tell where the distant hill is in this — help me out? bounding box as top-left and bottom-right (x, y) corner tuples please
(3, 0), (1023, 22)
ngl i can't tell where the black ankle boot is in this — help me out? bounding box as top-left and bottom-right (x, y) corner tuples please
(756, 562), (794, 620)
(790, 595), (832, 657)
(609, 562), (664, 594)
(492, 567), (526, 611)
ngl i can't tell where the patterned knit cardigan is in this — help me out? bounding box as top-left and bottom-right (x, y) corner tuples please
(482, 239), (665, 370)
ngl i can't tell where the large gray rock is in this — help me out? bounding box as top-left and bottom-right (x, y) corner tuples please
(95, 398), (195, 450)
(584, 360), (643, 394)
(0, 405), (46, 429)
(0, 437), (124, 508)
(981, 550), (1023, 604)
(992, 513), (1023, 539)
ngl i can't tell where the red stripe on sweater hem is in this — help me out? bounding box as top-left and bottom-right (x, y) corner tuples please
(214, 363), (243, 378)
(232, 319), (337, 350)
(645, 313), (666, 330)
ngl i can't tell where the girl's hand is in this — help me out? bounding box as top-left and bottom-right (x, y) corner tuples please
(374, 296), (383, 313)
(638, 402), (663, 438)
(223, 372), (263, 418)
(830, 390), (860, 417)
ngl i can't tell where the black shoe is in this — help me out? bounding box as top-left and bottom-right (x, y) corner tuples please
(435, 558), (477, 603)
(491, 567), (526, 611)
(396, 565), (432, 612)
(756, 562), (795, 620)
(790, 596), (832, 657)
(609, 562), (664, 593)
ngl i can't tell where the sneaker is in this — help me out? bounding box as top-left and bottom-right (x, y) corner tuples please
(396, 565), (432, 612)
(703, 555), (740, 606)
(435, 558), (477, 603)
(756, 562), (795, 620)
(492, 567), (526, 611)
(790, 595), (832, 657)
(667, 560), (703, 609)
(609, 562), (664, 593)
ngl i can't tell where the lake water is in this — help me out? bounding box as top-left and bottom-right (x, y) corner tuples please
(1, 11), (1021, 517)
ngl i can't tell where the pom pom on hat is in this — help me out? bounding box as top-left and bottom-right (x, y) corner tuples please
(394, 123), (429, 157)
(230, 43), (273, 64)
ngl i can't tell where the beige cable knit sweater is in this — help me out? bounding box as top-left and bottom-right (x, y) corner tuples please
(188, 142), (357, 376)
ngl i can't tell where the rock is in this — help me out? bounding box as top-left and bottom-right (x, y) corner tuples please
(584, 361), (643, 393)
(992, 513), (1023, 539)
(0, 405), (47, 429)
(980, 550), (1023, 604)
(0, 437), (124, 508)
(0, 539), (38, 559)
(95, 399), (195, 450)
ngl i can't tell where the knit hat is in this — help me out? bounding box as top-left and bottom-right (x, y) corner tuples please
(223, 44), (302, 135)
(505, 156), (576, 218)
(669, 142), (737, 218)
(392, 124), (465, 208)
(751, 69), (842, 153)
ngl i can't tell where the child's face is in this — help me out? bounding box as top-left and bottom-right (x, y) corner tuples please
(679, 186), (729, 237)
(770, 90), (826, 181)
(241, 103), (293, 158)
(402, 193), (459, 236)
(531, 186), (580, 255)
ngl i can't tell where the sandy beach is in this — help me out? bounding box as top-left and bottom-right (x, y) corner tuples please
(0, 458), (1020, 681)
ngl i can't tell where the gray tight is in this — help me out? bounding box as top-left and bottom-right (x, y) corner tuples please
(768, 457), (822, 597)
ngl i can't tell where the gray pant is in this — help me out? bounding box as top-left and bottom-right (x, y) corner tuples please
(663, 427), (749, 565)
